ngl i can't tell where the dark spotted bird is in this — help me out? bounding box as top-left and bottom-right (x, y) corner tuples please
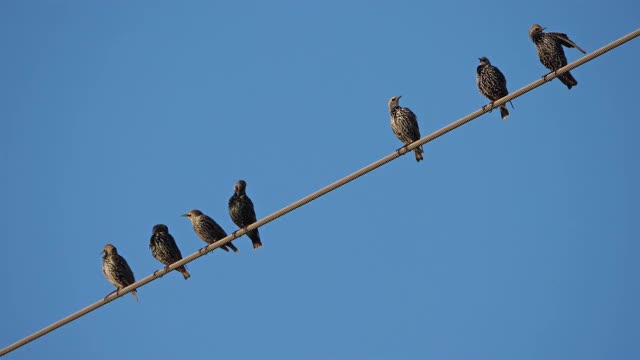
(182, 209), (238, 253)
(149, 224), (190, 279)
(529, 24), (586, 89)
(477, 57), (513, 120)
(101, 244), (138, 301)
(388, 96), (424, 162)
(229, 180), (263, 249)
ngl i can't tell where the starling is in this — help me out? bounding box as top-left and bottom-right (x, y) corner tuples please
(477, 57), (513, 120)
(149, 224), (191, 279)
(101, 244), (138, 301)
(182, 209), (238, 253)
(229, 180), (263, 249)
(388, 96), (424, 162)
(529, 24), (586, 89)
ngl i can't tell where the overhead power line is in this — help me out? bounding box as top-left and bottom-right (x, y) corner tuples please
(2, 27), (638, 358)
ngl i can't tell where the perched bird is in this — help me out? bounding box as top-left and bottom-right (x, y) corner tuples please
(101, 244), (138, 301)
(229, 180), (263, 249)
(182, 209), (238, 253)
(388, 96), (424, 162)
(149, 224), (191, 279)
(529, 24), (586, 89)
(477, 57), (513, 120)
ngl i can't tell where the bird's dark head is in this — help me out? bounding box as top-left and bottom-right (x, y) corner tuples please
(102, 243), (117, 256)
(388, 96), (402, 110)
(152, 224), (169, 234)
(234, 180), (247, 194)
(529, 24), (545, 39)
(182, 209), (203, 218)
(478, 56), (490, 66)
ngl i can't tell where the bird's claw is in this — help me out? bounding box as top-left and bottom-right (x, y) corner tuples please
(395, 145), (408, 156)
(104, 290), (116, 302)
(482, 103), (495, 112)
(542, 71), (556, 82)
(153, 266), (169, 277)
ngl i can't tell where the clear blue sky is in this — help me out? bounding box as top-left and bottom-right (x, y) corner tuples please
(1, 1), (638, 359)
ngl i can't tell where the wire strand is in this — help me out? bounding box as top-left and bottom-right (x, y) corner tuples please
(2, 27), (638, 358)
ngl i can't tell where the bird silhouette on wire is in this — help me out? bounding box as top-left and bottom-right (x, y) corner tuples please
(149, 224), (191, 279)
(229, 180), (263, 249)
(101, 244), (138, 301)
(182, 209), (238, 253)
(477, 56), (513, 120)
(388, 96), (424, 162)
(529, 24), (586, 89)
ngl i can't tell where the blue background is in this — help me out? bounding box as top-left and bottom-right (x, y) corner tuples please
(1, 1), (639, 359)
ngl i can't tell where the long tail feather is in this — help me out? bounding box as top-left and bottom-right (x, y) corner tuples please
(178, 266), (191, 280)
(227, 242), (239, 253)
(500, 105), (510, 120)
(414, 147), (424, 162)
(558, 71), (578, 89)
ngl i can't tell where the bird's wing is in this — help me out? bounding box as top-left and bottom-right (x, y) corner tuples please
(404, 108), (422, 140)
(491, 66), (506, 87)
(550, 32), (586, 54)
(205, 216), (228, 238)
(167, 233), (184, 259)
(118, 256), (136, 286)
(243, 196), (258, 223)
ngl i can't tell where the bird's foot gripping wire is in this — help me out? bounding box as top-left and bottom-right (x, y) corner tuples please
(542, 70), (557, 82)
(241, 226), (250, 237)
(482, 102), (495, 113)
(153, 265), (170, 278)
(103, 289), (117, 302)
(395, 145), (409, 156)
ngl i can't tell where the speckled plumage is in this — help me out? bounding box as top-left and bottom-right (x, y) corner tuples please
(229, 180), (263, 249)
(477, 57), (512, 120)
(388, 96), (424, 162)
(101, 244), (138, 301)
(529, 24), (586, 89)
(150, 224), (190, 279)
(182, 209), (238, 252)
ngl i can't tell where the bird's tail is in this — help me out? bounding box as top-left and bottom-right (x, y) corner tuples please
(500, 105), (509, 120)
(227, 242), (239, 253)
(558, 71), (578, 89)
(219, 245), (230, 252)
(131, 290), (139, 302)
(177, 266), (191, 280)
(414, 146), (424, 162)
(248, 231), (263, 250)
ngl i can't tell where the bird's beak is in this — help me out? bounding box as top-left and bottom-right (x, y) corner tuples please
(181, 213), (188, 217)
(478, 57), (482, 61)
(100, 250), (105, 254)
(397, 95), (402, 100)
